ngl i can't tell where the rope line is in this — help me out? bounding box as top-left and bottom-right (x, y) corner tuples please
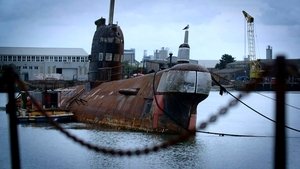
(197, 130), (271, 137)
(255, 92), (300, 111)
(226, 90), (300, 133)
(210, 74), (300, 133)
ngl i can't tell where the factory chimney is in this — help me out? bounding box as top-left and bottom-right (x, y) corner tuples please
(266, 45), (272, 60)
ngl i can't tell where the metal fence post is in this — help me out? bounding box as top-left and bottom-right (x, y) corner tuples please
(4, 66), (21, 169)
(274, 56), (286, 169)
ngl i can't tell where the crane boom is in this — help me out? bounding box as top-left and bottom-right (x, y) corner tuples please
(242, 10), (256, 61)
(242, 10), (261, 79)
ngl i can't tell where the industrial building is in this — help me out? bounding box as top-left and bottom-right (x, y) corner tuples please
(123, 48), (139, 65)
(142, 25), (199, 73)
(0, 47), (89, 81)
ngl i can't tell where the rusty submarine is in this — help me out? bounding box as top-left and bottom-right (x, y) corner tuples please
(56, 0), (212, 134)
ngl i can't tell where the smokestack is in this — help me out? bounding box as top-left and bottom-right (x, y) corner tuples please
(184, 30), (189, 44)
(108, 0), (115, 25)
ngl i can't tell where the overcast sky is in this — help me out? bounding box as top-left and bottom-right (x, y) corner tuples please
(0, 0), (299, 61)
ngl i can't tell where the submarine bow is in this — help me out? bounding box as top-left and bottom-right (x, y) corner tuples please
(60, 63), (211, 133)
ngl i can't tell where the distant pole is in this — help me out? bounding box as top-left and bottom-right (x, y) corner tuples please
(274, 56), (286, 169)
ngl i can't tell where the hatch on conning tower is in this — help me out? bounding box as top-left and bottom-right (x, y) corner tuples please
(88, 0), (124, 85)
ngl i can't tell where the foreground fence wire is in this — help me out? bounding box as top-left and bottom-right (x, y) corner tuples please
(1, 56), (297, 169)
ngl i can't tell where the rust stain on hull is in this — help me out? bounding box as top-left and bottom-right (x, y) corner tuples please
(60, 64), (212, 134)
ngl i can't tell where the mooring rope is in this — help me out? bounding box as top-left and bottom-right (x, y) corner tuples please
(210, 71), (300, 110)
(196, 130), (271, 137)
(210, 75), (300, 133)
(226, 90), (300, 133)
(255, 92), (300, 111)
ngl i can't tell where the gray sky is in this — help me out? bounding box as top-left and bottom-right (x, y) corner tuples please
(0, 0), (299, 61)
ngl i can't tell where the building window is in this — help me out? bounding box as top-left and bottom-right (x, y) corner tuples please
(41, 56), (44, 62)
(22, 56), (26, 62)
(59, 56), (62, 62)
(72, 57), (76, 62)
(56, 68), (62, 74)
(23, 66), (27, 69)
(85, 56), (89, 62)
(3, 56), (7, 61)
(76, 57), (80, 62)
(114, 54), (120, 62)
(29, 66), (32, 69)
(50, 56), (53, 62)
(54, 57), (58, 62)
(18, 56), (21, 61)
(0, 56), (2, 62)
(63, 57), (67, 62)
(45, 56), (49, 62)
(8, 56), (12, 61)
(81, 57), (84, 62)
(12, 56), (16, 61)
(99, 53), (103, 61)
(27, 56), (31, 62)
(105, 53), (112, 61)
(67, 56), (71, 62)
(31, 56), (35, 62)
(36, 56), (40, 62)
(34, 66), (38, 70)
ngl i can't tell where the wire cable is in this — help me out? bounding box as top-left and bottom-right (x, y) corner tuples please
(226, 91), (300, 133)
(197, 130), (270, 137)
(255, 92), (300, 111)
(211, 75), (300, 133)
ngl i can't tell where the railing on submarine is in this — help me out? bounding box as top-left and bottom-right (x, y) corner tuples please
(0, 56), (294, 169)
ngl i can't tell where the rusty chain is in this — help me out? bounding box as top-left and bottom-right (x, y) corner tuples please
(14, 65), (267, 156)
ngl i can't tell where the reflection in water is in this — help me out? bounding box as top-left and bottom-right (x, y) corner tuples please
(84, 129), (205, 169)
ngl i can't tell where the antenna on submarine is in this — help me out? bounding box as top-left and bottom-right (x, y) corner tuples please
(108, 0), (115, 25)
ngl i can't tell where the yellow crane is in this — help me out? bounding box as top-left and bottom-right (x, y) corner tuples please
(242, 10), (261, 79)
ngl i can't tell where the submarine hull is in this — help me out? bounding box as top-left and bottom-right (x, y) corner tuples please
(60, 64), (212, 134)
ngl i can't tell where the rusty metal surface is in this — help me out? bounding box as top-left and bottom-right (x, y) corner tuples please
(170, 63), (209, 72)
(60, 64), (211, 133)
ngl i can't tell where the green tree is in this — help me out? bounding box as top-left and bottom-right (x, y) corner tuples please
(215, 54), (236, 69)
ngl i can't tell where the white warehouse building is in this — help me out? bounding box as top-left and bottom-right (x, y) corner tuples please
(0, 47), (89, 81)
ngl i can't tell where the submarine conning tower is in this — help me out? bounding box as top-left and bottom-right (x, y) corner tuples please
(88, 0), (124, 86)
(177, 25), (190, 64)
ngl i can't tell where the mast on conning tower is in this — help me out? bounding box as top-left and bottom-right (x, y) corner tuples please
(177, 24), (190, 63)
(88, 0), (124, 87)
(108, 0), (115, 25)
